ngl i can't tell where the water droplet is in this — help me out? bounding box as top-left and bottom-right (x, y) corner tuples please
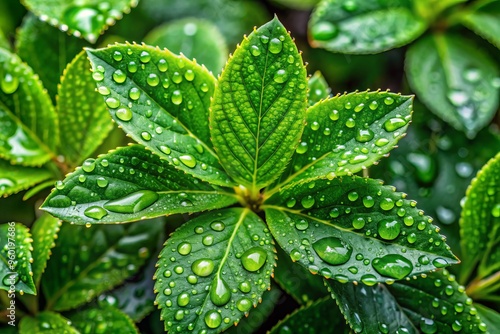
(171, 90), (183, 105)
(372, 254), (413, 279)
(269, 38), (283, 54)
(296, 142), (308, 154)
(354, 103), (364, 112)
(112, 51), (123, 61)
(447, 89), (468, 106)
(141, 131), (152, 141)
(286, 198), (296, 208)
(139, 51), (151, 63)
(147, 73), (159, 86)
(112, 69), (126, 84)
(355, 128), (374, 142)
(380, 198), (394, 211)
(455, 162), (473, 178)
(116, 107), (132, 121)
(312, 237), (352, 265)
(82, 158), (96, 172)
(432, 258), (448, 268)
(352, 217), (365, 229)
(179, 155), (196, 168)
(172, 72), (182, 84)
(345, 118), (355, 128)
(210, 276), (231, 306)
(420, 318), (437, 334)
(301, 196), (315, 209)
(377, 219), (401, 240)
(348, 191), (358, 201)
(383, 96), (394, 105)
(452, 320), (462, 332)
(239, 281), (251, 293)
(295, 219), (309, 231)
(63, 6), (104, 42)
(311, 21), (338, 41)
(177, 292), (190, 307)
(273, 69), (287, 83)
(361, 274), (377, 286)
(204, 310), (221, 329)
(92, 71), (104, 81)
(202, 235), (214, 246)
(241, 247), (267, 272)
(251, 45), (261, 56)
(369, 100), (379, 110)
(177, 242), (192, 255)
(127, 61), (138, 73)
(384, 118), (406, 132)
(330, 109), (339, 121)
(104, 190), (159, 213)
(237, 298), (252, 312)
(184, 69), (195, 81)
(84, 206), (107, 219)
(129, 87), (140, 100)
(363, 196), (374, 208)
(98, 86), (110, 95)
(201, 83), (209, 92)
(192, 259), (214, 276)
(96, 177), (108, 188)
(156, 59), (168, 72)
(375, 138), (389, 147)
(329, 208), (340, 218)
(492, 204), (500, 218)
(159, 145), (171, 155)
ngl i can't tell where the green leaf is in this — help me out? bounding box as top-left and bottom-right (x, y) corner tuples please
(0, 30), (9, 50)
(86, 43), (234, 187)
(69, 304), (138, 333)
(0, 223), (35, 295)
(0, 159), (53, 197)
(270, 0), (321, 10)
(270, 91), (412, 190)
(264, 176), (458, 283)
(19, 311), (79, 334)
(154, 208), (276, 333)
(269, 297), (348, 334)
(475, 303), (500, 333)
(42, 219), (163, 311)
(57, 51), (114, 167)
(144, 18), (228, 74)
(41, 145), (237, 224)
(309, 0), (426, 54)
(16, 14), (89, 101)
(414, 0), (467, 21)
(460, 152), (500, 280)
(210, 17), (307, 191)
(21, 0), (138, 43)
(406, 34), (499, 138)
(308, 71), (331, 106)
(30, 213), (60, 286)
(274, 243), (328, 304)
(461, 1), (500, 50)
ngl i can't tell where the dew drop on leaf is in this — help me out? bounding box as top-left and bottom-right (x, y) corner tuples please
(177, 292), (190, 307)
(84, 206), (108, 219)
(311, 21), (338, 41)
(239, 281), (251, 293)
(129, 87), (141, 100)
(112, 69), (126, 83)
(103, 190), (159, 213)
(383, 96), (394, 105)
(177, 242), (192, 255)
(379, 198), (394, 211)
(184, 69), (195, 81)
(296, 142), (308, 154)
(210, 276), (231, 306)
(236, 298), (252, 312)
(355, 129), (374, 143)
(377, 219), (401, 240)
(432, 258), (448, 268)
(157, 59), (168, 72)
(273, 69), (287, 83)
(360, 274), (377, 286)
(128, 61), (138, 73)
(171, 90), (183, 105)
(116, 107), (132, 121)
(268, 38), (283, 54)
(147, 73), (159, 86)
(312, 237), (352, 265)
(204, 310), (222, 329)
(329, 109), (340, 121)
(82, 158), (96, 172)
(141, 131), (152, 141)
(139, 51), (151, 63)
(63, 6), (104, 42)
(112, 51), (123, 61)
(372, 254), (413, 279)
(300, 195), (315, 209)
(383, 118), (406, 132)
(362, 196), (374, 208)
(241, 247), (267, 272)
(191, 259), (214, 277)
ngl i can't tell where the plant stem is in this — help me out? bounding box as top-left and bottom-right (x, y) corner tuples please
(466, 271), (500, 299)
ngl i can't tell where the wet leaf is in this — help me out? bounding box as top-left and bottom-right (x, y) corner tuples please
(309, 0), (426, 54)
(144, 18), (228, 74)
(21, 0), (138, 43)
(0, 223), (35, 295)
(460, 152), (500, 281)
(41, 145), (237, 224)
(19, 311), (78, 334)
(57, 51), (113, 167)
(475, 303), (500, 333)
(154, 208), (275, 333)
(69, 304), (138, 333)
(210, 17), (307, 191)
(308, 70), (331, 106)
(86, 43), (234, 186)
(42, 218), (163, 311)
(30, 214), (60, 286)
(264, 176), (458, 283)
(461, 1), (500, 50)
(0, 159), (53, 198)
(406, 34), (499, 138)
(271, 91), (412, 189)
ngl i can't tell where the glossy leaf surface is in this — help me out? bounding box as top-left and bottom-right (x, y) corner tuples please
(21, 0), (138, 43)
(406, 34), (499, 138)
(475, 304), (500, 333)
(460, 152), (500, 280)
(210, 17), (307, 190)
(42, 219), (163, 311)
(0, 159), (53, 197)
(57, 51), (113, 167)
(30, 214), (60, 286)
(154, 208), (275, 333)
(309, 0), (426, 54)
(271, 91), (412, 189)
(461, 1), (500, 50)
(19, 311), (78, 334)
(307, 70), (330, 106)
(87, 44), (233, 186)
(144, 18), (228, 74)
(69, 305), (138, 333)
(264, 176), (457, 283)
(0, 223), (35, 294)
(41, 145), (237, 224)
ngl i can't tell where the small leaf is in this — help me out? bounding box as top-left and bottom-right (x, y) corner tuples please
(308, 70), (331, 106)
(57, 51), (113, 167)
(69, 304), (138, 334)
(406, 34), (499, 138)
(21, 0), (138, 43)
(269, 297), (348, 334)
(42, 219), (163, 311)
(271, 91), (412, 189)
(41, 145), (237, 224)
(460, 152), (500, 281)
(16, 14), (89, 101)
(264, 176), (458, 283)
(309, 0), (426, 54)
(154, 208), (276, 333)
(86, 43), (234, 186)
(461, 1), (500, 50)
(0, 223), (35, 295)
(144, 18), (228, 74)
(30, 213), (60, 286)
(210, 17), (307, 191)
(0, 159), (53, 197)
(19, 311), (79, 334)
(475, 303), (500, 333)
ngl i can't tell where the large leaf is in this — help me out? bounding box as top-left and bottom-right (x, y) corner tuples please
(270, 91), (412, 190)
(144, 18), (228, 74)
(0, 223), (35, 295)
(16, 14), (89, 101)
(210, 17), (307, 191)
(406, 34), (499, 138)
(460, 152), (500, 281)
(19, 311), (79, 334)
(69, 305), (138, 333)
(309, 0), (426, 54)
(264, 176), (458, 283)
(461, 1), (500, 50)
(42, 219), (163, 311)
(57, 51), (113, 167)
(0, 159), (53, 197)
(86, 43), (234, 186)
(326, 270), (488, 333)
(21, 0), (138, 43)
(30, 213), (60, 286)
(41, 145), (237, 224)
(154, 208), (276, 333)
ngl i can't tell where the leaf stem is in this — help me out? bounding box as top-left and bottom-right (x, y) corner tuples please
(466, 271), (500, 299)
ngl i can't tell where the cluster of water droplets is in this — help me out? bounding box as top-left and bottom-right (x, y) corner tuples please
(311, 0), (359, 42)
(1, 226), (33, 294)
